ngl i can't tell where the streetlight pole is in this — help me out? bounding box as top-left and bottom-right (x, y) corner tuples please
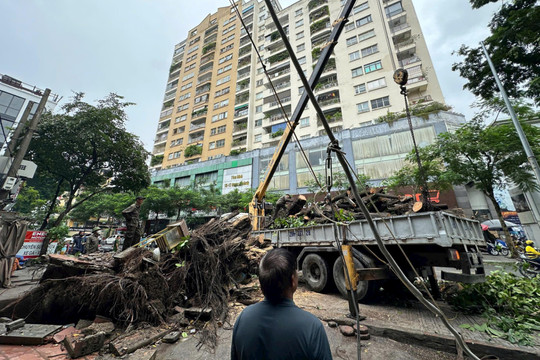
(393, 69), (431, 209)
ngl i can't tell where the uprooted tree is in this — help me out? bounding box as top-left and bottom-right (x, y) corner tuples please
(386, 118), (540, 257)
(26, 93), (150, 253)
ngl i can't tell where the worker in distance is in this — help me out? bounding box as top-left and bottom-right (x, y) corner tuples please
(231, 248), (332, 360)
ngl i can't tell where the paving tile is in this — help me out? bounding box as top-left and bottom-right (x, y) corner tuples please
(34, 343), (69, 358)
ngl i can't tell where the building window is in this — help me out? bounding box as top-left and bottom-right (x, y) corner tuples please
(168, 153), (173, 160)
(346, 36), (358, 46)
(300, 117), (309, 127)
(364, 60), (382, 73)
(361, 44), (378, 57)
(213, 99), (229, 109)
(216, 139), (225, 148)
(295, 8), (303, 17)
(256, 105), (263, 113)
(358, 29), (376, 42)
(298, 56), (306, 65)
(357, 101), (369, 113)
(367, 77), (387, 91)
(218, 64), (233, 74)
(212, 111), (228, 122)
(255, 119), (262, 127)
(296, 19), (304, 27)
(176, 114), (187, 122)
(181, 82), (193, 91)
(256, 92), (263, 100)
(353, 2), (369, 14)
(190, 29), (198, 37)
(254, 134), (262, 142)
(349, 51), (360, 61)
(296, 31), (304, 40)
(182, 72), (194, 81)
(209, 141), (216, 150)
(219, 54), (233, 64)
(354, 83), (366, 94)
(345, 22), (355, 32)
(297, 43), (305, 52)
(351, 66), (363, 77)
(385, 2), (403, 17)
(299, 86), (305, 95)
(356, 15), (373, 27)
(216, 75), (231, 85)
(371, 96), (390, 109)
(256, 79), (264, 87)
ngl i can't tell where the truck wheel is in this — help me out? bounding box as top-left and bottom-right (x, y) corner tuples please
(333, 257), (377, 302)
(302, 254), (331, 292)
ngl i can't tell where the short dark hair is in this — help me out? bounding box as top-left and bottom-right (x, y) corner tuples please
(259, 248), (296, 304)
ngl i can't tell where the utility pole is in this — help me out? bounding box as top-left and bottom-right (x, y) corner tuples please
(5, 101), (34, 156)
(480, 42), (540, 185)
(0, 89), (50, 202)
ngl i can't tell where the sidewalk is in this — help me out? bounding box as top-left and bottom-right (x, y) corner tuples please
(293, 287), (540, 360)
(0, 267), (45, 311)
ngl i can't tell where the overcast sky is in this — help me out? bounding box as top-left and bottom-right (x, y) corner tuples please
(0, 0), (500, 152)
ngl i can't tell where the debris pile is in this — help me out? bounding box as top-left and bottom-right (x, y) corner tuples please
(267, 187), (451, 229)
(1, 212), (269, 352)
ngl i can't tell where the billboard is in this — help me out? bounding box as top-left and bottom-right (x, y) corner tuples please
(222, 165), (252, 195)
(16, 230), (56, 259)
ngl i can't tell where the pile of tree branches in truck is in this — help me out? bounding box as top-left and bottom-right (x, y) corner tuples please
(267, 187), (455, 229)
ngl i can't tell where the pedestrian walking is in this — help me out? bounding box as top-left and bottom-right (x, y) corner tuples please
(122, 196), (145, 251)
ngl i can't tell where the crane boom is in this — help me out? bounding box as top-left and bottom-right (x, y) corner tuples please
(250, 0), (358, 230)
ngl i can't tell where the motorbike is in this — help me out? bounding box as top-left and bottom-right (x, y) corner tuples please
(517, 254), (540, 278)
(494, 239), (509, 256)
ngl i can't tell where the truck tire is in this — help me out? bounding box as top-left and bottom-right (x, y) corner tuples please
(333, 256), (378, 302)
(302, 254), (331, 292)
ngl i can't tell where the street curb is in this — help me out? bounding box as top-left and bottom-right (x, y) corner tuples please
(362, 321), (539, 360)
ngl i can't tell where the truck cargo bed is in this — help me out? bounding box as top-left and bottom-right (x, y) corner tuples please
(255, 211), (484, 248)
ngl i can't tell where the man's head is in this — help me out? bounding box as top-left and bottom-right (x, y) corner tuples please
(92, 227), (100, 234)
(136, 196), (145, 205)
(258, 248), (298, 304)
(526, 240), (534, 245)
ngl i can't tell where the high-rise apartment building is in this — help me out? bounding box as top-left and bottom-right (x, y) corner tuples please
(152, 0), (444, 170)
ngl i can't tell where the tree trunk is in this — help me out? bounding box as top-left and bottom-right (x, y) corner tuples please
(486, 192), (518, 258)
(39, 179), (64, 230)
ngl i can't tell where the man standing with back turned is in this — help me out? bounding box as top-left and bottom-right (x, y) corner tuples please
(231, 248), (332, 360)
(122, 196), (145, 251)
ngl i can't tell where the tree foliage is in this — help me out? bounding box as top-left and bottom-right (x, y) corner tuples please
(27, 93), (150, 236)
(452, 0), (540, 105)
(386, 118), (540, 256)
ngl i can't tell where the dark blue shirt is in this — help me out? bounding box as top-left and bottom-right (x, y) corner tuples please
(231, 298), (332, 360)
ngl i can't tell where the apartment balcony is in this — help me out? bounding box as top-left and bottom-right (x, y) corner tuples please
(409, 94), (433, 106)
(189, 122), (206, 132)
(399, 55), (421, 68)
(240, 25), (253, 36)
(160, 108), (173, 118)
(234, 107), (249, 119)
(191, 108), (208, 120)
(238, 54), (251, 67)
(314, 76), (338, 93)
(200, 53), (214, 66)
(187, 134), (204, 145)
(394, 38), (416, 53)
(268, 44), (286, 55)
(390, 22), (411, 36)
(269, 81), (291, 92)
(317, 109), (342, 126)
(386, 8), (405, 19)
(154, 135), (168, 146)
(309, 5), (329, 24)
(205, 25), (218, 38)
(265, 112), (291, 123)
(265, 14), (289, 30)
(233, 122), (248, 133)
(407, 75), (428, 91)
(308, 0), (328, 12)
(204, 33), (217, 45)
(199, 62), (214, 76)
(310, 20), (331, 37)
(163, 92), (176, 102)
(231, 136), (247, 148)
(266, 66), (291, 83)
(235, 94), (250, 106)
(265, 96), (291, 111)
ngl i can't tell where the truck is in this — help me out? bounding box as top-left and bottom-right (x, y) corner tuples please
(249, 0), (486, 302)
(254, 211), (486, 301)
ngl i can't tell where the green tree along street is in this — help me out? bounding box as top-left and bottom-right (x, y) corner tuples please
(452, 0), (540, 105)
(386, 119), (540, 257)
(26, 93), (150, 253)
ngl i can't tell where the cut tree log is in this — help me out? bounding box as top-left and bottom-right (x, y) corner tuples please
(286, 195), (307, 216)
(412, 201), (424, 213)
